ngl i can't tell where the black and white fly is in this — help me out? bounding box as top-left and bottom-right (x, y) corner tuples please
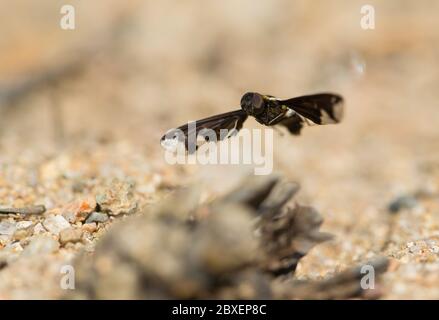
(161, 92), (344, 152)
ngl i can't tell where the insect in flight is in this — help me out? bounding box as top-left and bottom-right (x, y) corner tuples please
(161, 92), (344, 152)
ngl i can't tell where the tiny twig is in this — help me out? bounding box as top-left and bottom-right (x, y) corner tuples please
(0, 205), (46, 215)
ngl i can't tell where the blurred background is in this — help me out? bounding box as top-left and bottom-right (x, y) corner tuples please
(0, 0), (438, 299)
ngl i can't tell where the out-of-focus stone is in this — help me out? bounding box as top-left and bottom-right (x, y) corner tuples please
(67, 177), (351, 300)
(388, 195), (419, 213)
(13, 229), (33, 241)
(61, 197), (96, 223)
(23, 235), (59, 257)
(195, 203), (257, 275)
(0, 242), (24, 265)
(13, 220), (34, 240)
(0, 221), (16, 236)
(85, 212), (109, 224)
(33, 223), (46, 235)
(82, 223), (97, 233)
(0, 235), (10, 246)
(59, 228), (83, 245)
(96, 179), (138, 216)
(16, 221), (33, 230)
(6, 242), (23, 254)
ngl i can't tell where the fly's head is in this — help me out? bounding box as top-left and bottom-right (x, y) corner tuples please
(240, 92), (265, 116)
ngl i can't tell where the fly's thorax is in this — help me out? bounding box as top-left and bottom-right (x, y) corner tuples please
(258, 99), (284, 125)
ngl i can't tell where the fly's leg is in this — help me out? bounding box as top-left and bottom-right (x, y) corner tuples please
(268, 112), (287, 125)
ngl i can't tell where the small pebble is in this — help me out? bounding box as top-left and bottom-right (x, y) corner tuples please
(0, 242), (23, 265)
(85, 212), (109, 224)
(59, 228), (83, 245)
(388, 195), (418, 213)
(61, 197), (97, 223)
(0, 235), (10, 246)
(0, 221), (16, 236)
(16, 221), (33, 230)
(409, 245), (421, 254)
(82, 222), (97, 233)
(72, 180), (86, 193)
(33, 223), (46, 235)
(43, 215), (71, 235)
(6, 242), (23, 253)
(430, 246), (439, 253)
(96, 179), (138, 216)
(13, 228), (33, 241)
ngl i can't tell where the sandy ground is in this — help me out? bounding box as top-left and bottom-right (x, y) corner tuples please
(0, 0), (438, 299)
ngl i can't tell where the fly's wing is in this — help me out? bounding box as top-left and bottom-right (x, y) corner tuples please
(277, 113), (304, 135)
(280, 93), (344, 125)
(277, 93), (343, 135)
(160, 109), (248, 153)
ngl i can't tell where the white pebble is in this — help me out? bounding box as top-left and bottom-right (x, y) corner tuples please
(43, 215), (71, 235)
(16, 221), (33, 230)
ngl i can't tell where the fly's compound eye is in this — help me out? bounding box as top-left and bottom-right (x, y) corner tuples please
(251, 93), (264, 114)
(241, 92), (264, 115)
(252, 94), (263, 109)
